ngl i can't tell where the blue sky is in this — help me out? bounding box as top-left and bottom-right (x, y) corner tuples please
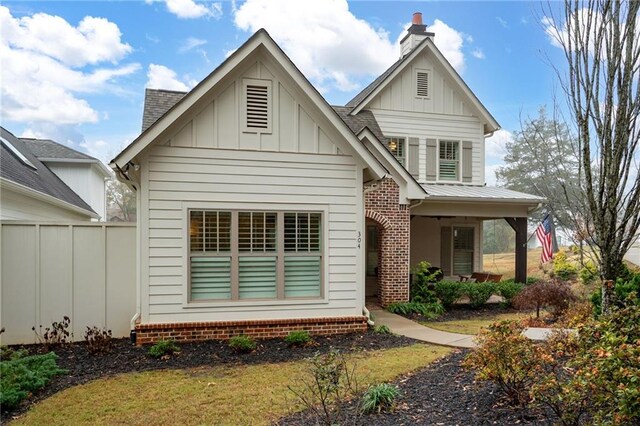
(1, 0), (568, 184)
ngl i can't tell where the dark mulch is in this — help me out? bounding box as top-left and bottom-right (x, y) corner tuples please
(2, 331), (416, 420)
(281, 350), (559, 426)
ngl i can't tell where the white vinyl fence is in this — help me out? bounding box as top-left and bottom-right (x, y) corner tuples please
(1, 222), (136, 345)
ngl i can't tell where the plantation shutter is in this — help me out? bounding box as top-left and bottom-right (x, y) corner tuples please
(440, 227), (452, 276)
(284, 256), (321, 297)
(238, 256), (277, 299)
(190, 257), (232, 300)
(408, 137), (420, 179)
(462, 141), (473, 183)
(453, 227), (474, 275)
(426, 138), (437, 181)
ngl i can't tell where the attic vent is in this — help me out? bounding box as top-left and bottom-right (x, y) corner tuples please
(243, 79), (272, 133)
(416, 70), (429, 98)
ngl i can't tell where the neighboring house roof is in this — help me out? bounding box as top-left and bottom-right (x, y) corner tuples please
(346, 37), (500, 134)
(141, 88), (186, 133)
(0, 127), (97, 217)
(421, 184), (545, 204)
(112, 29), (386, 181)
(21, 137), (112, 177)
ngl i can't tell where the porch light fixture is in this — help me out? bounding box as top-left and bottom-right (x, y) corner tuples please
(388, 140), (397, 151)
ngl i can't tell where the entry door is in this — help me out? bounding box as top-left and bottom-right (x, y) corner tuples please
(452, 227), (474, 275)
(365, 225), (379, 297)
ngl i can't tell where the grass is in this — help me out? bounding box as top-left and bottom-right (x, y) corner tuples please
(14, 344), (451, 425)
(420, 312), (529, 335)
(482, 247), (546, 280)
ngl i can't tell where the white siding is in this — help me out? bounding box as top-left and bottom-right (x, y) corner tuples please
(371, 109), (484, 185)
(139, 146), (362, 323)
(47, 163), (107, 220)
(0, 186), (91, 221)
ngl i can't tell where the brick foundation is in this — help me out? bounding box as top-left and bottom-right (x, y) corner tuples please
(135, 316), (368, 345)
(365, 178), (410, 307)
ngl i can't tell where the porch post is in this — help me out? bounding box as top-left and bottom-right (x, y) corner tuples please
(505, 217), (528, 284)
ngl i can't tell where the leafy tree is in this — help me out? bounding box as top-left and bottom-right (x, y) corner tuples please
(106, 179), (136, 222)
(544, 0), (640, 313)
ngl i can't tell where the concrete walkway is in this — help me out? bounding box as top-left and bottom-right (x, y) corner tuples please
(373, 309), (477, 348)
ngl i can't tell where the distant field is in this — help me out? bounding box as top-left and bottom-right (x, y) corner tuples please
(482, 247), (546, 280)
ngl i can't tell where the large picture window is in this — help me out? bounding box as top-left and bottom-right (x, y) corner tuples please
(189, 210), (322, 302)
(439, 140), (460, 181)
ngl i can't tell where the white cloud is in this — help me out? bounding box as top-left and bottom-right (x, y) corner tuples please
(179, 37), (207, 53)
(0, 6), (139, 125)
(164, 0), (222, 19)
(233, 0), (469, 92)
(147, 64), (192, 91)
(472, 48), (485, 59)
(496, 16), (508, 28)
(485, 129), (513, 160)
(485, 164), (501, 186)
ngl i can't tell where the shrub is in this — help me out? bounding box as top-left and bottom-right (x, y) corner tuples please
(288, 349), (360, 425)
(83, 326), (113, 355)
(496, 281), (524, 306)
(228, 335), (256, 353)
(463, 282), (495, 309)
(410, 261), (440, 304)
(552, 251), (578, 280)
(386, 301), (444, 319)
(372, 324), (391, 335)
(591, 273), (640, 315)
(148, 339), (180, 358)
(463, 321), (540, 407)
(32, 316), (71, 347)
(284, 331), (312, 347)
(579, 261), (598, 285)
(361, 383), (400, 414)
(512, 279), (577, 318)
(433, 281), (465, 308)
(0, 352), (65, 409)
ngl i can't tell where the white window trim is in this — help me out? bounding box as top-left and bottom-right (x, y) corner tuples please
(181, 201), (329, 308)
(241, 78), (273, 134)
(385, 135), (408, 168)
(414, 68), (431, 100)
(436, 139), (462, 183)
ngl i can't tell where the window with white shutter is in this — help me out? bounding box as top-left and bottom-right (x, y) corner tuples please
(438, 140), (460, 181)
(242, 79), (272, 133)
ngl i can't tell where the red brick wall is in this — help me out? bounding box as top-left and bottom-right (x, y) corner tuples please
(135, 316), (368, 345)
(364, 178), (410, 306)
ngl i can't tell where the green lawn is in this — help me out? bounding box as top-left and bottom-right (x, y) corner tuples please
(421, 312), (529, 335)
(13, 344), (451, 426)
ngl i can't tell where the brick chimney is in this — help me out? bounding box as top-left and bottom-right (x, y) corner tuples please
(400, 12), (434, 57)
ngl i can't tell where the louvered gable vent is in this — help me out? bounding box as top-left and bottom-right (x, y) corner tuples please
(416, 71), (429, 98)
(243, 79), (272, 133)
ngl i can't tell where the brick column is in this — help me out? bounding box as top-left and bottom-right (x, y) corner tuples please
(364, 178), (410, 306)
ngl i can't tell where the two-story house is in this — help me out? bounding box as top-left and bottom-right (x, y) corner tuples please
(110, 15), (542, 343)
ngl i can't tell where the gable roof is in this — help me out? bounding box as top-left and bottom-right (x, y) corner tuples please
(141, 88), (186, 133)
(21, 137), (112, 177)
(346, 37), (500, 134)
(111, 29), (386, 182)
(331, 106), (387, 145)
(1, 127), (97, 217)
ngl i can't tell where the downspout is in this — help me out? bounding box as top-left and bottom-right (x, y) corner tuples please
(362, 306), (375, 326)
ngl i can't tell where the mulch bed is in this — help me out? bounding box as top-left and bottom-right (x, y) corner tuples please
(2, 331), (416, 420)
(281, 350), (559, 426)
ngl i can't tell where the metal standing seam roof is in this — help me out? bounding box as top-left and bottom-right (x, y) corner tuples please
(421, 184), (545, 203)
(0, 127), (96, 215)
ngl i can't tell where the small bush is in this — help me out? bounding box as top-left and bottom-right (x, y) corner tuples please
(496, 281), (524, 306)
(83, 326), (113, 355)
(410, 261), (440, 304)
(148, 339), (180, 358)
(284, 330), (312, 347)
(0, 352), (66, 409)
(512, 279), (577, 318)
(464, 282), (495, 308)
(32, 316), (71, 347)
(372, 324), (391, 334)
(433, 281), (465, 308)
(386, 301), (444, 319)
(579, 261), (598, 285)
(552, 251), (578, 280)
(463, 321), (540, 407)
(361, 383), (400, 414)
(228, 335), (256, 353)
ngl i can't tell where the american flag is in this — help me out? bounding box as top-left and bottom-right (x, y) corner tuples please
(536, 215), (554, 263)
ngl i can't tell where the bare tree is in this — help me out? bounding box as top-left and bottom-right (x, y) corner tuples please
(543, 0), (640, 313)
(106, 179), (136, 222)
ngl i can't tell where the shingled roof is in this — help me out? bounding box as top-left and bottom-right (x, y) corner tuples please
(331, 106), (387, 144)
(142, 88), (187, 132)
(1, 127), (96, 216)
(21, 137), (96, 161)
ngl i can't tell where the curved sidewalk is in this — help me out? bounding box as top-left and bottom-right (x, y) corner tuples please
(372, 309), (476, 348)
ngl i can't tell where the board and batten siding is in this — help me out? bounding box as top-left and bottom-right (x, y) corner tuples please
(139, 146), (363, 324)
(370, 109), (485, 185)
